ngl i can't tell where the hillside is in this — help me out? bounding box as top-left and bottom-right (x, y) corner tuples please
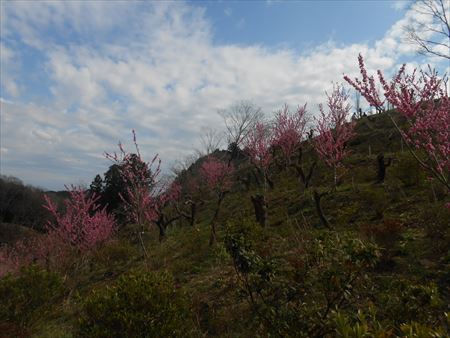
(1, 110), (449, 337)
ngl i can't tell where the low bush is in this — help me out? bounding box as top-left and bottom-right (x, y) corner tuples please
(361, 188), (389, 219)
(90, 239), (138, 268)
(0, 265), (64, 332)
(360, 219), (404, 267)
(225, 225), (381, 337)
(391, 153), (425, 188)
(76, 270), (197, 338)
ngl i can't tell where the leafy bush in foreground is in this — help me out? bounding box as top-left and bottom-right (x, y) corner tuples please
(0, 265), (64, 332)
(77, 270), (197, 338)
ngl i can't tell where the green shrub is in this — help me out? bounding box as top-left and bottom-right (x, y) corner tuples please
(90, 239), (138, 267)
(392, 153), (425, 187)
(225, 226), (381, 337)
(377, 280), (442, 325)
(334, 309), (449, 337)
(0, 265), (64, 329)
(361, 188), (389, 219)
(360, 219), (404, 267)
(76, 270), (197, 338)
(422, 203), (450, 239)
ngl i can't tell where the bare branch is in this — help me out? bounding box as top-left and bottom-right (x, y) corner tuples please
(198, 127), (223, 156)
(405, 0), (450, 60)
(218, 100), (264, 147)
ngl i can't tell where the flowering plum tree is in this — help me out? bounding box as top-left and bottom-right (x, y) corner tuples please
(272, 103), (316, 188)
(175, 176), (204, 228)
(152, 181), (182, 242)
(1, 186), (116, 278)
(0, 232), (69, 278)
(344, 54), (450, 192)
(311, 85), (356, 228)
(200, 156), (234, 245)
(43, 186), (116, 252)
(242, 122), (275, 227)
(105, 131), (177, 255)
(314, 84), (356, 187)
(272, 104), (308, 164)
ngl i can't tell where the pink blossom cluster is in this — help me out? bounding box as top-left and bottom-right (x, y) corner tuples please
(200, 157), (234, 194)
(43, 186), (116, 251)
(0, 231), (69, 278)
(1, 186), (115, 277)
(155, 181), (182, 214)
(243, 122), (274, 171)
(345, 55), (450, 184)
(314, 84), (356, 169)
(343, 54), (385, 111)
(105, 130), (162, 226)
(272, 104), (308, 163)
(105, 130), (182, 230)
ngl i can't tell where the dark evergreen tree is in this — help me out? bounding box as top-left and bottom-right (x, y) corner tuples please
(89, 175), (104, 197)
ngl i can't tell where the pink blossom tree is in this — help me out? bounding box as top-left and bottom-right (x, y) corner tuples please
(106, 131), (160, 229)
(152, 181), (182, 242)
(43, 186), (116, 252)
(105, 131), (170, 256)
(272, 103), (316, 188)
(272, 104), (308, 164)
(344, 54), (450, 192)
(1, 226), (78, 278)
(200, 156), (234, 245)
(242, 122), (275, 227)
(1, 187), (115, 278)
(311, 84), (356, 228)
(175, 176), (204, 228)
(314, 84), (356, 188)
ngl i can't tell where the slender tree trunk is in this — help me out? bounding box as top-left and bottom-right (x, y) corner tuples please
(251, 194), (267, 227)
(190, 202), (197, 227)
(209, 196), (224, 246)
(294, 162), (316, 189)
(313, 190), (330, 228)
(156, 215), (166, 242)
(333, 165), (337, 188)
(157, 223), (166, 242)
(266, 173), (274, 190)
(376, 153), (391, 183)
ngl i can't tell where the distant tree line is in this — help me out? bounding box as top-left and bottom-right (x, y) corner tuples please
(0, 175), (53, 232)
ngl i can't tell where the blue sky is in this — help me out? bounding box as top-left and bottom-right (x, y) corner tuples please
(1, 0), (448, 190)
(203, 1), (405, 48)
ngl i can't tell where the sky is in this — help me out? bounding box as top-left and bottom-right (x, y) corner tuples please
(1, 0), (449, 191)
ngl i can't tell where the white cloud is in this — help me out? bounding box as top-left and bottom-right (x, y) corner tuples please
(0, 1), (446, 190)
(0, 43), (21, 97)
(391, 1), (411, 11)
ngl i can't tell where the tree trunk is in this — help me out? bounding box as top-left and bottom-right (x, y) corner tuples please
(295, 162), (316, 189)
(190, 202), (197, 227)
(209, 196), (224, 246)
(209, 221), (217, 246)
(266, 173), (274, 190)
(155, 214), (180, 242)
(376, 153), (391, 183)
(156, 218), (166, 243)
(333, 166), (337, 188)
(313, 190), (330, 228)
(251, 194), (267, 227)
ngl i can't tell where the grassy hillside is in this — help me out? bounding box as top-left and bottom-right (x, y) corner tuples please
(1, 110), (449, 337)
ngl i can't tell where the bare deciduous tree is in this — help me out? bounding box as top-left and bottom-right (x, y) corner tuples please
(170, 153), (199, 177)
(196, 127), (223, 157)
(218, 100), (264, 147)
(406, 0), (450, 60)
